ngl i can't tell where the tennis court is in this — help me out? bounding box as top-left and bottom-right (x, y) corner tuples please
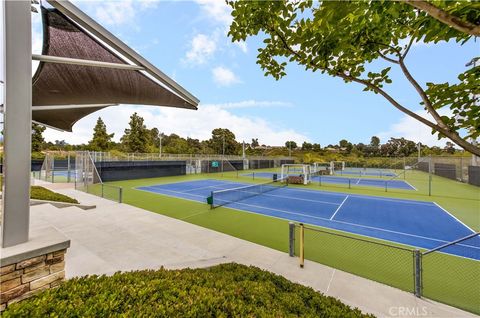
(242, 172), (415, 190)
(136, 179), (479, 260)
(336, 168), (397, 177)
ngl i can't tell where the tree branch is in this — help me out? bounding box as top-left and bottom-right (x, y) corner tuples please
(265, 23), (480, 155)
(402, 36), (415, 59)
(397, 57), (450, 131)
(401, 0), (480, 37)
(377, 51), (400, 64)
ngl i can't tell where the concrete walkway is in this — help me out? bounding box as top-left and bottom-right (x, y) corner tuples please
(31, 181), (476, 318)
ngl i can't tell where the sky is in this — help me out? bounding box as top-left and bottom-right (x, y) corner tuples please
(1, 0), (478, 147)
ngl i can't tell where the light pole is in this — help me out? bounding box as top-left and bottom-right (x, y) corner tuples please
(158, 132), (162, 158)
(417, 142), (421, 162)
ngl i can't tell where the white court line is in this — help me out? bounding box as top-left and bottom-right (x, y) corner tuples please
(136, 186), (480, 255)
(356, 178), (361, 185)
(433, 202), (477, 234)
(403, 180), (418, 191)
(229, 201), (480, 250)
(330, 196), (349, 220)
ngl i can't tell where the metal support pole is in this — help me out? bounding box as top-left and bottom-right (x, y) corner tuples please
(414, 250), (422, 297)
(385, 181), (388, 192)
(428, 155), (432, 196)
(119, 187), (123, 203)
(1, 0), (32, 247)
(52, 159), (55, 183)
(101, 184), (104, 198)
(67, 153), (71, 182)
(299, 223), (305, 268)
(288, 222), (295, 257)
(348, 179), (351, 189)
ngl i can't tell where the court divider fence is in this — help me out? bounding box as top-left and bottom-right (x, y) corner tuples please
(288, 223), (480, 315)
(74, 151), (123, 203)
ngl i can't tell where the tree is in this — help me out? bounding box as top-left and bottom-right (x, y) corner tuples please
(208, 128), (239, 155)
(149, 128), (160, 150)
(302, 141), (313, 151)
(31, 123), (45, 152)
(444, 141), (456, 154)
(370, 136), (381, 149)
(88, 117), (114, 151)
(285, 141), (297, 149)
(312, 143), (321, 152)
(228, 1), (480, 155)
(121, 113), (150, 153)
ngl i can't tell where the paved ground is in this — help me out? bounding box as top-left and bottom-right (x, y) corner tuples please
(30, 180), (476, 318)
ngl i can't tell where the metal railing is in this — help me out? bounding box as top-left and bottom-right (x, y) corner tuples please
(289, 223), (480, 315)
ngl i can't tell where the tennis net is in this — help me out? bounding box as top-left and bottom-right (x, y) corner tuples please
(211, 179), (287, 208)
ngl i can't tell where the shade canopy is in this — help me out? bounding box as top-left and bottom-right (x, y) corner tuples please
(32, 2), (199, 131)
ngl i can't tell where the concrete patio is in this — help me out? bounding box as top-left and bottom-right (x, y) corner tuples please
(30, 181), (475, 318)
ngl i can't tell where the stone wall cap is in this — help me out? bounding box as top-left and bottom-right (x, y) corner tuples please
(1, 226), (70, 267)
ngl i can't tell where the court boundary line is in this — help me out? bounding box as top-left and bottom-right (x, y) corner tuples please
(432, 202), (477, 234)
(134, 185), (480, 261)
(212, 198), (480, 251)
(285, 186), (435, 206)
(147, 183), (342, 207)
(330, 196), (349, 220)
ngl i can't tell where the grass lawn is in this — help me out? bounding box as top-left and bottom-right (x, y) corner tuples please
(98, 168), (479, 314)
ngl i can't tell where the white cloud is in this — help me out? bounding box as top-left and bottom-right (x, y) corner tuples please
(84, 0), (160, 26)
(194, 0), (232, 27)
(43, 103), (308, 147)
(212, 100), (292, 109)
(212, 66), (241, 86)
(377, 109), (454, 147)
(184, 33), (217, 65)
(234, 41), (248, 53)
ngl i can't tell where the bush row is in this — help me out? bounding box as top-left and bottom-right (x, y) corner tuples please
(3, 263), (373, 317)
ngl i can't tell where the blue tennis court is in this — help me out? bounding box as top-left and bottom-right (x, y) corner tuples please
(242, 172), (415, 190)
(136, 179), (479, 260)
(336, 169), (397, 177)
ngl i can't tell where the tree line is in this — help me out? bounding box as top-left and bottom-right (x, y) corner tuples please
(31, 113), (461, 158)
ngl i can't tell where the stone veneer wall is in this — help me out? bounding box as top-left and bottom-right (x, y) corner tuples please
(0, 249), (66, 311)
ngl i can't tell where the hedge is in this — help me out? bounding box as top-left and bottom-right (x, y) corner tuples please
(30, 186), (79, 204)
(3, 263), (373, 317)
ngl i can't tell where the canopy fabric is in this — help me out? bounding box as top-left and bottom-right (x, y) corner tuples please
(32, 6), (198, 131)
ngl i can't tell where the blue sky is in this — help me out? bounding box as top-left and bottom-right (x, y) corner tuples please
(6, 0), (480, 147)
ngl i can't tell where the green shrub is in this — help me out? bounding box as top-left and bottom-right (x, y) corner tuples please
(30, 186), (79, 204)
(3, 263), (373, 317)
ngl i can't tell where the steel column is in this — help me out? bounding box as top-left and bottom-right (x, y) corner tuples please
(1, 0), (32, 247)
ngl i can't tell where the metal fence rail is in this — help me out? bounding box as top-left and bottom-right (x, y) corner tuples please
(289, 223), (480, 315)
(421, 232), (480, 314)
(290, 223), (415, 292)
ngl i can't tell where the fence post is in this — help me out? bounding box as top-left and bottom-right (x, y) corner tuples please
(299, 223), (305, 268)
(319, 175), (322, 186)
(289, 222), (295, 257)
(428, 156), (432, 196)
(385, 181), (388, 192)
(348, 179), (351, 189)
(67, 153), (71, 183)
(414, 250), (422, 297)
(101, 183), (104, 198)
(119, 187), (123, 203)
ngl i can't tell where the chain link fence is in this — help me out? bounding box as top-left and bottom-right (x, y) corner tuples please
(289, 223), (480, 315)
(291, 223), (415, 292)
(421, 232), (480, 314)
